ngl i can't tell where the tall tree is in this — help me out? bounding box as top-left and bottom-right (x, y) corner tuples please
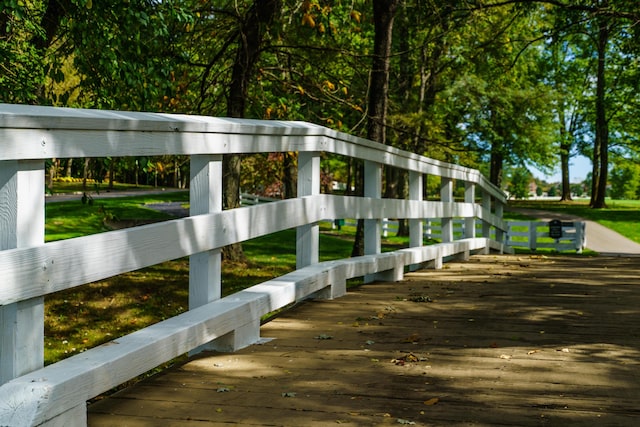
(352, 0), (400, 257)
(223, 0), (282, 261)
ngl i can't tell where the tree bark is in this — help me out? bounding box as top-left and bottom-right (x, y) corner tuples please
(591, 20), (609, 208)
(352, 0), (400, 257)
(283, 152), (296, 199)
(558, 109), (573, 201)
(489, 143), (504, 188)
(223, 0), (282, 262)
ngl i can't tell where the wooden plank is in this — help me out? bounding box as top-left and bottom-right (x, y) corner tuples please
(0, 238), (488, 424)
(87, 255), (640, 426)
(0, 293), (271, 426)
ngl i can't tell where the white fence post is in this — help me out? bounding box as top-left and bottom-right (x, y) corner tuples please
(189, 155), (224, 352)
(296, 151), (320, 269)
(364, 160), (382, 283)
(576, 222), (585, 253)
(364, 160), (382, 257)
(409, 170), (423, 271)
(440, 177), (453, 243)
(464, 182), (476, 239)
(0, 160), (45, 384)
(482, 191), (492, 239)
(529, 221), (538, 251)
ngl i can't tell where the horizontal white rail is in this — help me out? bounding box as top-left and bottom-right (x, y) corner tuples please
(506, 221), (586, 253)
(0, 104), (503, 201)
(0, 195), (491, 306)
(0, 104), (508, 426)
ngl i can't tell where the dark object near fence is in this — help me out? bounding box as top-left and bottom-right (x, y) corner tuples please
(549, 219), (563, 239)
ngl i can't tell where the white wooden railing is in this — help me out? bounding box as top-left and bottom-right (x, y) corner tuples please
(0, 104), (508, 426)
(506, 220), (586, 253)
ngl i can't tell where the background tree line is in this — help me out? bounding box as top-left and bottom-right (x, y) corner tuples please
(3, 1), (640, 234)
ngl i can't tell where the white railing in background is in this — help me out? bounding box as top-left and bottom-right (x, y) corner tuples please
(0, 104), (508, 426)
(506, 220), (586, 253)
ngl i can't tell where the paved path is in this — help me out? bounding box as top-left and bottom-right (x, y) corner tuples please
(88, 254), (640, 426)
(508, 208), (640, 256)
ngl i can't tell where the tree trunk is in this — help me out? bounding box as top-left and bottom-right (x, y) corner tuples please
(591, 21), (609, 209)
(558, 110), (572, 201)
(82, 158), (90, 191)
(366, 0), (399, 146)
(489, 145), (504, 188)
(65, 158), (73, 177)
(283, 152), (296, 199)
(223, 0), (282, 262)
(352, 0), (400, 257)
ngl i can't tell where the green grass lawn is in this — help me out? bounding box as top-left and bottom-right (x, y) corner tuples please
(43, 193), (640, 365)
(43, 193), (394, 365)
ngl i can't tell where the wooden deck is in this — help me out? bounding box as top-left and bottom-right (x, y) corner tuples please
(88, 254), (640, 426)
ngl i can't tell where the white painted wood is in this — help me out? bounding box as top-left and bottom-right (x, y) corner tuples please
(296, 151), (320, 269)
(0, 105), (506, 203)
(364, 160), (382, 255)
(0, 195), (506, 306)
(409, 170), (423, 249)
(464, 182), (476, 239)
(0, 238), (488, 425)
(0, 160), (44, 385)
(189, 155), (223, 307)
(364, 160), (382, 284)
(482, 191), (492, 238)
(189, 155), (223, 354)
(41, 403), (86, 427)
(0, 104), (511, 426)
(440, 177), (453, 243)
(506, 221), (585, 253)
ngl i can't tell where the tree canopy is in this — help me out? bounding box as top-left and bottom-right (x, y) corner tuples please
(2, 0), (640, 205)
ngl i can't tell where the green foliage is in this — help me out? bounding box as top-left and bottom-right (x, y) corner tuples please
(507, 167), (533, 200)
(3, 0), (640, 197)
(610, 160), (640, 200)
(0, 2), (47, 103)
(67, 0), (194, 110)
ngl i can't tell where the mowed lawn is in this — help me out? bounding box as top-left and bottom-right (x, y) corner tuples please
(43, 193), (640, 365)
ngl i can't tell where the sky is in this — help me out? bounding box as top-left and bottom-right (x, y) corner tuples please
(531, 154), (592, 184)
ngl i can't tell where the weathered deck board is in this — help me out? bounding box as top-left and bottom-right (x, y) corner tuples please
(88, 255), (640, 426)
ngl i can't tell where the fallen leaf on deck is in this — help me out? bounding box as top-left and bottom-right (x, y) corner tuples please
(282, 392), (297, 397)
(397, 419), (416, 425)
(216, 387), (230, 392)
(527, 350), (539, 355)
(392, 352), (423, 365)
(499, 354), (512, 360)
(424, 397), (439, 405)
(403, 333), (420, 343)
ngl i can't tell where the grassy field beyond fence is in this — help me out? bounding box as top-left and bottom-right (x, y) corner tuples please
(43, 193), (640, 366)
(43, 192), (404, 366)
